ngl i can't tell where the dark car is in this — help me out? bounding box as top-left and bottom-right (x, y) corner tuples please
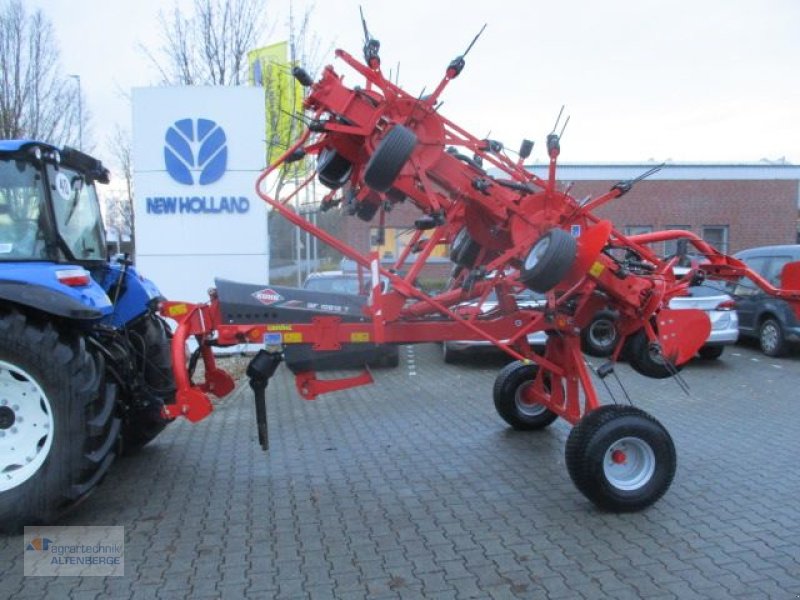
(302, 271), (399, 368)
(732, 244), (800, 356)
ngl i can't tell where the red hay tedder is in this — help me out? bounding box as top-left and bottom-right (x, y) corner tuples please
(158, 25), (800, 511)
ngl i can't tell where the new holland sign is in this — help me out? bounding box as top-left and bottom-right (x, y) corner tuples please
(132, 87), (268, 302)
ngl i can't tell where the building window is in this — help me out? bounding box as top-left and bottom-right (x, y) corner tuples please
(623, 225), (653, 237)
(662, 225), (690, 257)
(701, 225), (728, 254)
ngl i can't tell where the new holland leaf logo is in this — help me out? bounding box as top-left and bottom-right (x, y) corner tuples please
(164, 118), (227, 185)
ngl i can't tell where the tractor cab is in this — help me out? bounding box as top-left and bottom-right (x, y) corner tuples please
(0, 141), (108, 265)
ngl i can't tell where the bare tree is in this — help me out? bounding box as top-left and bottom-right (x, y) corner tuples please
(144, 0), (268, 85)
(0, 0), (88, 146)
(104, 125), (135, 253)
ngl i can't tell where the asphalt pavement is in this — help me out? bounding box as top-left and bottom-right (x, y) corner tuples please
(1, 342), (799, 599)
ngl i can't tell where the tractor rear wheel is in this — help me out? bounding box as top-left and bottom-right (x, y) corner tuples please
(493, 361), (558, 430)
(121, 314), (175, 453)
(565, 405), (676, 512)
(520, 229), (577, 292)
(0, 310), (119, 532)
(364, 125), (417, 192)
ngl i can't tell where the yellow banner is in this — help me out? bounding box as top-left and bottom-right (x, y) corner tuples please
(248, 42), (305, 166)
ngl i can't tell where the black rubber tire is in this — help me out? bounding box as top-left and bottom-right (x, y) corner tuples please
(698, 345), (724, 360)
(0, 310), (119, 533)
(442, 342), (460, 364)
(371, 346), (400, 369)
(520, 229), (577, 293)
(565, 405), (676, 512)
(449, 228), (482, 268)
(625, 329), (684, 379)
(364, 125), (418, 192)
(759, 318), (787, 357)
(581, 310), (619, 357)
(355, 198), (380, 222)
(317, 147), (353, 190)
(121, 314), (175, 453)
(493, 361), (558, 430)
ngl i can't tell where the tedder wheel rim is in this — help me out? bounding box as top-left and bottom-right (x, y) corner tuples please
(0, 360), (53, 493)
(760, 322), (779, 354)
(514, 381), (548, 417)
(524, 236), (551, 272)
(588, 319), (616, 350)
(602, 436), (656, 491)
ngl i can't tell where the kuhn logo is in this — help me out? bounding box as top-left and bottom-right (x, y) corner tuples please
(252, 288), (283, 305)
(164, 118), (227, 185)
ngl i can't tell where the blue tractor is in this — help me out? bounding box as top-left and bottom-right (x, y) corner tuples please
(0, 141), (174, 531)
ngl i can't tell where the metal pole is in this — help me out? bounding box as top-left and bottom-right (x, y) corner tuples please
(69, 74), (82, 149)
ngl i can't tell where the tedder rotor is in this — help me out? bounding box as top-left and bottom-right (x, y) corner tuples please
(159, 22), (800, 512)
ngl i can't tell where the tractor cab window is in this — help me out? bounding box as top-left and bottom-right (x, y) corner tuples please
(0, 157), (50, 260)
(47, 164), (106, 262)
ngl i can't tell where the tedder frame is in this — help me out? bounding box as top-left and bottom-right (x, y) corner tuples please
(158, 26), (800, 511)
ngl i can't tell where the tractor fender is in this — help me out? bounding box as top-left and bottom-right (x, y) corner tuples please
(100, 263), (165, 327)
(0, 263), (113, 320)
(0, 280), (104, 320)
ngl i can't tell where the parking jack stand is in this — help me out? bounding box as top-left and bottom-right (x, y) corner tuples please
(246, 350), (283, 451)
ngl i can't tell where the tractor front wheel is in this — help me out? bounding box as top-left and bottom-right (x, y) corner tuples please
(565, 405), (676, 512)
(0, 310), (119, 532)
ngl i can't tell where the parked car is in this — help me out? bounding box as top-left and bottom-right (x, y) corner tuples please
(302, 270), (399, 367)
(732, 244), (800, 356)
(303, 270), (364, 295)
(580, 285), (739, 360)
(442, 290), (548, 363)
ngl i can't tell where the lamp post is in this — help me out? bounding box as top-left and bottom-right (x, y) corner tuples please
(69, 74), (82, 149)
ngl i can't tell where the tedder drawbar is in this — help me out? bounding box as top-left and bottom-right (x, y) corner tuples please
(159, 24), (800, 512)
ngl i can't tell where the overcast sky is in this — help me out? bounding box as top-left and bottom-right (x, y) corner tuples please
(29, 0), (800, 180)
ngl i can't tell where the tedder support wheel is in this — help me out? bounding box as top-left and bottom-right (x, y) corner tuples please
(121, 314), (175, 453)
(317, 147), (353, 190)
(0, 310), (119, 532)
(759, 318), (787, 357)
(581, 310), (619, 358)
(565, 405), (676, 512)
(364, 125), (418, 192)
(449, 228), (482, 268)
(520, 228), (577, 293)
(493, 361), (558, 430)
(698, 345), (724, 360)
(625, 329), (684, 379)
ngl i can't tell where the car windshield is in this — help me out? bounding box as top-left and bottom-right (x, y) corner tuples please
(0, 157), (51, 260)
(47, 164), (106, 261)
(304, 275), (361, 295)
(687, 285), (726, 298)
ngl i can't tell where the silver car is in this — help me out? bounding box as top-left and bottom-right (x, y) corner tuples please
(582, 285), (739, 360)
(667, 285), (739, 359)
(443, 290), (547, 363)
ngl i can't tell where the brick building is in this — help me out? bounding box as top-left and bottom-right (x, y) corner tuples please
(336, 163), (800, 280)
(529, 163), (800, 255)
